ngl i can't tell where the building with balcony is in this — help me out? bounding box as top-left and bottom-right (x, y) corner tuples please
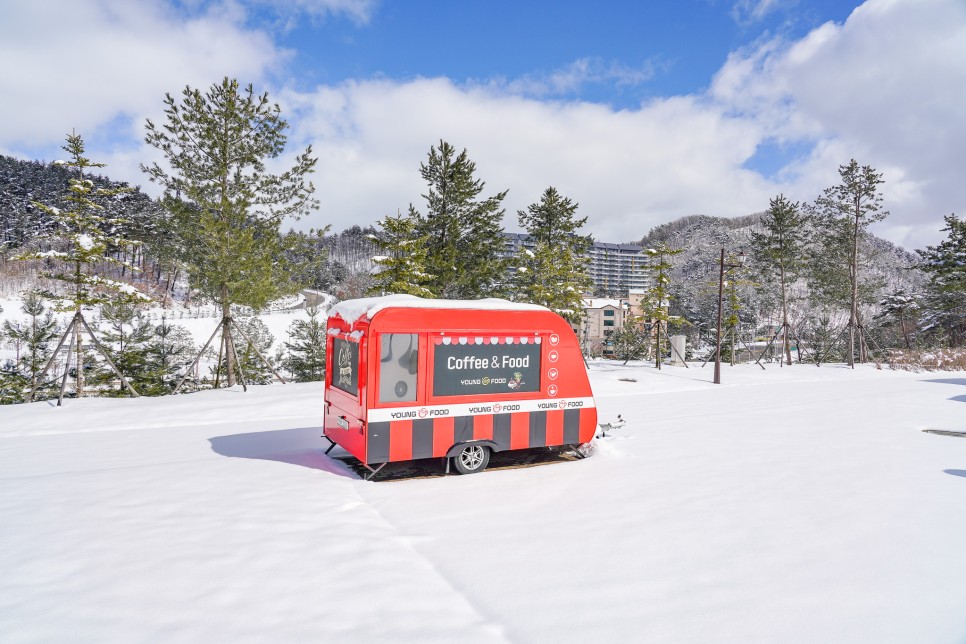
(503, 233), (647, 296)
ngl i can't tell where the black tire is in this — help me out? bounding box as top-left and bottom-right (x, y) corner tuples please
(452, 443), (490, 475)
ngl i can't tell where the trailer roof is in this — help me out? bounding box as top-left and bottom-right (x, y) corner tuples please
(329, 294), (550, 325)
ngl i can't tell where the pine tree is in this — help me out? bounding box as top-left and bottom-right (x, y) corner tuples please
(0, 293), (61, 403)
(144, 317), (197, 395)
(917, 214), (966, 346)
(750, 194), (809, 364)
(220, 317), (276, 386)
(641, 243), (686, 369)
(142, 77), (318, 387)
(612, 315), (650, 365)
(16, 132), (148, 400)
(368, 212), (434, 297)
(410, 140), (508, 299)
(95, 302), (155, 395)
(809, 160), (889, 366)
(512, 187), (592, 322)
(283, 306), (327, 382)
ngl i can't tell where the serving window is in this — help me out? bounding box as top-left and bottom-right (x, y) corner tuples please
(378, 333), (418, 403)
(432, 336), (541, 398)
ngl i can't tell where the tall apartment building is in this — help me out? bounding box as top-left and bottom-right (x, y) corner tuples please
(503, 233), (647, 296)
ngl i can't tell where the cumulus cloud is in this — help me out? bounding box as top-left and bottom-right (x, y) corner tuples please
(279, 77), (775, 243)
(0, 0), (285, 150)
(711, 0), (966, 250)
(1, 0), (963, 253)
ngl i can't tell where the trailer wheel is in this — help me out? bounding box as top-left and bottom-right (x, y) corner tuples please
(452, 444), (490, 475)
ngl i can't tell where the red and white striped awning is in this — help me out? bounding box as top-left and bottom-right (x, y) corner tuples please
(433, 335), (543, 346)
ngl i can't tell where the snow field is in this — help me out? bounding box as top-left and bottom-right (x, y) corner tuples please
(1, 362), (965, 643)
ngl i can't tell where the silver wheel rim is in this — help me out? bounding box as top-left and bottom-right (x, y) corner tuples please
(459, 445), (485, 470)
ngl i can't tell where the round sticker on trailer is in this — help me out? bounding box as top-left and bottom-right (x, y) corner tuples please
(548, 368), (559, 380)
(548, 350), (559, 363)
(548, 384), (558, 397)
(549, 333), (560, 346)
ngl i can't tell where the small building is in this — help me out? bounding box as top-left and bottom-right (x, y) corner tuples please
(573, 298), (626, 357)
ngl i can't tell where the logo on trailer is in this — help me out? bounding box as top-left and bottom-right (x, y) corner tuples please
(492, 402), (503, 413)
(557, 399), (567, 409)
(548, 367), (559, 380)
(548, 384), (558, 397)
(548, 350), (559, 363)
(418, 408), (428, 418)
(549, 333), (560, 346)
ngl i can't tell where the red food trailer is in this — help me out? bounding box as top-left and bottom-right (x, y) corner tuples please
(322, 295), (598, 478)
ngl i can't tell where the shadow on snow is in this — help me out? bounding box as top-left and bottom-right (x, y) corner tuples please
(208, 427), (356, 479)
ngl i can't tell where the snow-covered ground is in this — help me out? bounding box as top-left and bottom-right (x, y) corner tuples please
(1, 361), (965, 643)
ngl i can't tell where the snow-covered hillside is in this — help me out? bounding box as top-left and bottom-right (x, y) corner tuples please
(1, 362), (965, 643)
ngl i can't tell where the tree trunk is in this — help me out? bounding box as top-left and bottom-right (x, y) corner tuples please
(74, 310), (84, 397)
(849, 198), (861, 367)
(779, 264), (792, 365)
(221, 284), (236, 387)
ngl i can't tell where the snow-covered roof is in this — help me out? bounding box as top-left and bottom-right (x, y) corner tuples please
(583, 298), (622, 310)
(329, 294), (549, 325)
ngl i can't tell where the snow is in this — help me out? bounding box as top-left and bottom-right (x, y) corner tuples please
(329, 295), (549, 325)
(75, 234), (94, 250)
(1, 362), (965, 643)
(584, 297), (623, 309)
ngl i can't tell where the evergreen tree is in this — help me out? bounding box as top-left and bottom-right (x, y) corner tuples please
(809, 160), (889, 366)
(641, 243), (686, 369)
(611, 315), (649, 365)
(750, 194), (809, 364)
(0, 293), (61, 403)
(144, 317), (197, 395)
(95, 302), (154, 395)
(875, 289), (920, 350)
(283, 306), (327, 382)
(282, 227), (332, 292)
(142, 77), (318, 387)
(221, 317), (276, 386)
(917, 214), (966, 345)
(410, 140), (508, 299)
(512, 187), (592, 322)
(16, 133), (147, 399)
(368, 212), (434, 297)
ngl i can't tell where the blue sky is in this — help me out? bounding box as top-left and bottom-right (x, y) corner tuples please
(1, 0), (964, 251)
(282, 1), (855, 107)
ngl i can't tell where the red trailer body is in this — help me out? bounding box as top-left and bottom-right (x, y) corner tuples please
(323, 295), (597, 476)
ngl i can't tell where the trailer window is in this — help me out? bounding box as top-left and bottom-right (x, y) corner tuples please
(379, 333), (418, 403)
(332, 337), (360, 396)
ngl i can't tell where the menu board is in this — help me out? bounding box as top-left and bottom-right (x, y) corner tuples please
(433, 341), (540, 397)
(332, 337), (359, 396)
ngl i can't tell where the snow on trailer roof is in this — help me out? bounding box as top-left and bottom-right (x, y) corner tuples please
(328, 294), (549, 326)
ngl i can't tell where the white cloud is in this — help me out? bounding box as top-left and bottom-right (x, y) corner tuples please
(279, 78), (775, 243)
(250, 0), (377, 24)
(1, 0), (963, 254)
(712, 0), (966, 250)
(480, 57), (662, 98)
(0, 0), (285, 149)
(731, 0), (797, 25)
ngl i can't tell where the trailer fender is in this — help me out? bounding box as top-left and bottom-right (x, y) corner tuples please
(445, 440), (500, 458)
